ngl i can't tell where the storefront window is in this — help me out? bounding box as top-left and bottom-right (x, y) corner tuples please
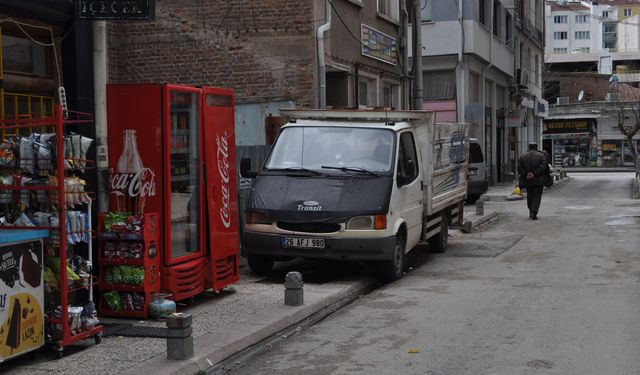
(602, 140), (621, 167)
(2, 34), (51, 76)
(552, 136), (595, 167)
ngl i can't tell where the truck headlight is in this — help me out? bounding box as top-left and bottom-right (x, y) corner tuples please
(346, 215), (387, 230)
(245, 211), (272, 225)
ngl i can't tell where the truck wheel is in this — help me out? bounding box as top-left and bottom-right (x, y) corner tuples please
(429, 213), (449, 253)
(247, 255), (275, 275)
(377, 234), (405, 282)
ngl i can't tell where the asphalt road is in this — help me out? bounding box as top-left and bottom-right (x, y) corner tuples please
(230, 173), (640, 375)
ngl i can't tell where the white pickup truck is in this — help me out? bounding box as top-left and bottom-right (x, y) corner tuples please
(240, 109), (469, 281)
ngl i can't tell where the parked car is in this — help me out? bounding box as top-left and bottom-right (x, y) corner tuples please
(466, 138), (488, 203)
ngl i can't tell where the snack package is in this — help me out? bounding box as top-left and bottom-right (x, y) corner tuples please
(104, 242), (117, 258)
(0, 138), (17, 167)
(121, 266), (132, 284)
(112, 266), (123, 284)
(104, 212), (129, 232)
(104, 267), (114, 284)
(132, 266), (145, 285)
(103, 291), (122, 310)
(132, 293), (145, 311)
(128, 243), (143, 259)
(20, 176), (32, 207)
(121, 292), (134, 310)
(19, 137), (35, 173)
(79, 136), (93, 172)
(0, 175), (13, 203)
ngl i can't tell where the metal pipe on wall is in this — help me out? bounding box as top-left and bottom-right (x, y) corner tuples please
(93, 21), (109, 211)
(411, 0), (423, 110)
(317, 0), (331, 109)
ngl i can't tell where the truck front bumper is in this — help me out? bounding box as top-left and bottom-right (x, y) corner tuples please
(242, 231), (397, 261)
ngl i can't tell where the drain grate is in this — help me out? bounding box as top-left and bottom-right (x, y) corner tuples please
(102, 323), (167, 338)
(102, 323), (133, 337)
(117, 326), (167, 338)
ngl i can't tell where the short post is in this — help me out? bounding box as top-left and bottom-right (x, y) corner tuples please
(475, 197), (484, 216)
(285, 271), (304, 306)
(554, 174), (559, 181)
(166, 313), (193, 360)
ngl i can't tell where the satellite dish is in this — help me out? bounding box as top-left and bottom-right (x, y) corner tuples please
(578, 90), (584, 101)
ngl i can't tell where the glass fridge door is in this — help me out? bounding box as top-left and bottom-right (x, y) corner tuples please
(166, 89), (202, 263)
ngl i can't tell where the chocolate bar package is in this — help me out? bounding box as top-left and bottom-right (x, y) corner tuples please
(5, 299), (21, 351)
(21, 248), (41, 288)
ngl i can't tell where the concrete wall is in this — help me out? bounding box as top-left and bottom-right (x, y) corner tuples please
(107, 0), (317, 108)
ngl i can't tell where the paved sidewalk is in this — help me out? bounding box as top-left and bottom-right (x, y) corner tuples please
(1, 261), (376, 375)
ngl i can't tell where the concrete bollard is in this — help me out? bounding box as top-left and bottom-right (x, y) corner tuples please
(166, 313), (194, 360)
(475, 198), (484, 216)
(285, 271), (304, 306)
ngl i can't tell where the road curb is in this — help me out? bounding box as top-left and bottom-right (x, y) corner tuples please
(119, 278), (377, 375)
(461, 211), (499, 233)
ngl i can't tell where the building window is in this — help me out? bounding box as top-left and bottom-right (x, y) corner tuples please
(604, 24), (616, 33)
(535, 54), (539, 85)
(554, 31), (567, 40)
(602, 11), (609, 18)
(358, 77), (378, 108)
(377, 0), (399, 22)
(553, 48), (568, 54)
(506, 12), (513, 45)
(575, 31), (590, 40)
(624, 8), (632, 17)
(1, 34), (51, 76)
(423, 70), (456, 101)
(575, 15), (587, 23)
(383, 83), (400, 108)
(479, 0), (489, 27)
(554, 15), (568, 24)
(573, 47), (590, 53)
(420, 0), (431, 21)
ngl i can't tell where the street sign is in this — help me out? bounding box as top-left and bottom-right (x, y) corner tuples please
(78, 0), (155, 21)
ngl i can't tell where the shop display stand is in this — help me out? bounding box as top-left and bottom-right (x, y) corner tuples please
(0, 105), (103, 358)
(97, 212), (160, 318)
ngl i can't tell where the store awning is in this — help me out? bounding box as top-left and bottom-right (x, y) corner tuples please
(545, 114), (601, 120)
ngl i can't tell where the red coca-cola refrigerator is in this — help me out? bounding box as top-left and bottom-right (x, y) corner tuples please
(106, 84), (239, 301)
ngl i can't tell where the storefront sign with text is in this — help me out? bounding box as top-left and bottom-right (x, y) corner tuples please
(78, 0), (155, 20)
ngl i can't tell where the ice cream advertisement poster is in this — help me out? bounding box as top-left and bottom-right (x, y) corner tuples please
(0, 240), (44, 362)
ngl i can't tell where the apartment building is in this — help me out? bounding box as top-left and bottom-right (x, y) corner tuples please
(413, 0), (545, 183)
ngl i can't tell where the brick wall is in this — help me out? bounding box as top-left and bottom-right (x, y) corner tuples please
(107, 0), (316, 107)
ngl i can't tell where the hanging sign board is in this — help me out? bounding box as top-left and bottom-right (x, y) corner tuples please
(505, 116), (522, 128)
(361, 24), (397, 66)
(78, 0), (155, 21)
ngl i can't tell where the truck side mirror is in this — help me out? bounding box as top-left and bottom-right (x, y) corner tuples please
(240, 156), (258, 178)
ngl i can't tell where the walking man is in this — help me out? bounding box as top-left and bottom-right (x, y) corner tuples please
(518, 142), (548, 220)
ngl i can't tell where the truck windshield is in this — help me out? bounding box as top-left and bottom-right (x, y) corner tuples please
(265, 126), (395, 173)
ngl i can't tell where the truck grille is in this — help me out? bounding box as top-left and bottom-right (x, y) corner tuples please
(277, 222), (340, 233)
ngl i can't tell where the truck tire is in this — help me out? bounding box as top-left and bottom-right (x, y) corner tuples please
(429, 213), (449, 253)
(377, 234), (405, 282)
(247, 254), (275, 275)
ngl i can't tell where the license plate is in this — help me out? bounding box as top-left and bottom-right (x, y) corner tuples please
(282, 237), (325, 249)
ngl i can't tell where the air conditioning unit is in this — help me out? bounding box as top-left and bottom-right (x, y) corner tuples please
(606, 93), (620, 102)
(556, 96), (569, 104)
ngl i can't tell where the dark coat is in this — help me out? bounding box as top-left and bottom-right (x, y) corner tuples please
(518, 150), (547, 186)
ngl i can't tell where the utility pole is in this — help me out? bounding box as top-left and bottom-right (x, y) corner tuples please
(412, 0), (423, 110)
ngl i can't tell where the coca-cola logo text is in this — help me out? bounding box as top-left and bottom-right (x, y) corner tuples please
(216, 133), (231, 229)
(109, 167), (157, 198)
